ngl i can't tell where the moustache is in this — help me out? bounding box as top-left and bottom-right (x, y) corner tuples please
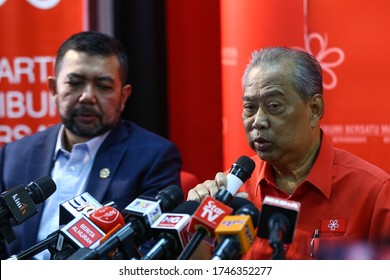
(71, 105), (101, 117)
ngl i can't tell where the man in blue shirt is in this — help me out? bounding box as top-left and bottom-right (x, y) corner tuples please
(0, 31), (182, 259)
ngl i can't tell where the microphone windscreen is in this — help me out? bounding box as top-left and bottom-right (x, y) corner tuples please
(26, 176), (57, 204)
(230, 156), (256, 182)
(157, 185), (184, 212)
(171, 200), (200, 215)
(226, 156), (255, 196)
(229, 197), (255, 212)
(237, 206), (260, 228)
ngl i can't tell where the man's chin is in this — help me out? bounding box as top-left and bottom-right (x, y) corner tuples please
(68, 124), (106, 138)
(257, 151), (273, 162)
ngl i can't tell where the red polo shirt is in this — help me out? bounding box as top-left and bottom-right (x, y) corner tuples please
(240, 132), (390, 259)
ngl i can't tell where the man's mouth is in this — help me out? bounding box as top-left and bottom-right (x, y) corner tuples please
(253, 137), (272, 151)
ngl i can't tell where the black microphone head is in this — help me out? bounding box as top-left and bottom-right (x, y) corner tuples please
(171, 200), (200, 215)
(230, 156), (256, 183)
(234, 203), (260, 229)
(230, 196), (254, 212)
(156, 185), (184, 212)
(257, 196), (300, 244)
(26, 176), (57, 204)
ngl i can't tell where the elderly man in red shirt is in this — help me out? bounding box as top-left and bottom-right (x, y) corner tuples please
(188, 46), (390, 260)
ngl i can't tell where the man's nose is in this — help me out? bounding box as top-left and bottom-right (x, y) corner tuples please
(253, 108), (269, 129)
(79, 85), (97, 104)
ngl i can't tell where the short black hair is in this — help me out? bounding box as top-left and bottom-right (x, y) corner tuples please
(54, 31), (129, 84)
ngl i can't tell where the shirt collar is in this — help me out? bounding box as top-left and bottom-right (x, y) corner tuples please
(304, 131), (334, 198)
(53, 125), (110, 160)
(256, 130), (334, 198)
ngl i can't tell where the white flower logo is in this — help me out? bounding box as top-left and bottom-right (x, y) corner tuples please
(294, 0), (345, 90)
(328, 219), (340, 231)
(303, 32), (345, 90)
(295, 32), (345, 90)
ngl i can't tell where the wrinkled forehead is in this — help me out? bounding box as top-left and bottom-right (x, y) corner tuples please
(245, 62), (295, 91)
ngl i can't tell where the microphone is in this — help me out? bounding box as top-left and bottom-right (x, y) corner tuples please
(211, 200), (260, 260)
(59, 192), (103, 226)
(121, 185), (184, 242)
(257, 195), (301, 260)
(50, 206), (123, 260)
(89, 206), (125, 233)
(0, 176), (56, 244)
(214, 155), (255, 204)
(176, 196), (233, 260)
(66, 185), (184, 260)
(10, 194), (113, 260)
(176, 156), (255, 260)
(177, 196), (257, 260)
(142, 200), (200, 260)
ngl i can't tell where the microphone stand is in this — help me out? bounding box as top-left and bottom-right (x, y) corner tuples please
(67, 223), (141, 260)
(177, 227), (208, 260)
(0, 212), (16, 245)
(8, 232), (58, 260)
(268, 214), (287, 260)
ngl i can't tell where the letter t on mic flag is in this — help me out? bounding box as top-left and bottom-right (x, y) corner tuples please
(177, 196), (233, 260)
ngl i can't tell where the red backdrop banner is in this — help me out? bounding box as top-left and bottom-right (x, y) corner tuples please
(307, 0), (390, 173)
(0, 0), (87, 146)
(220, 0), (390, 173)
(220, 0), (304, 169)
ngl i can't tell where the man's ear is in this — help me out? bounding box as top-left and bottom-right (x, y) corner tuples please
(120, 84), (132, 111)
(48, 76), (57, 97)
(310, 94), (324, 127)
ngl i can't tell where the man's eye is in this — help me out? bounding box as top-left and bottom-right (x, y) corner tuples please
(97, 84), (113, 91)
(267, 103), (282, 113)
(243, 104), (257, 115)
(244, 104), (253, 110)
(66, 81), (83, 87)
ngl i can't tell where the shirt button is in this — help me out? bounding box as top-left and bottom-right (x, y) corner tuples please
(70, 166), (75, 171)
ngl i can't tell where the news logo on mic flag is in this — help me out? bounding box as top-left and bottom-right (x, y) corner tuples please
(57, 216), (105, 250)
(59, 192), (103, 225)
(124, 197), (162, 226)
(151, 213), (192, 248)
(89, 206), (125, 233)
(0, 176), (56, 244)
(0, 185), (38, 224)
(187, 196), (233, 245)
(215, 215), (255, 253)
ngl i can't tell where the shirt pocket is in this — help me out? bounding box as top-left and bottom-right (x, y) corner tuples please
(311, 235), (369, 259)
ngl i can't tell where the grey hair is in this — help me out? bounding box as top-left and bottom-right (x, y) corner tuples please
(241, 46), (323, 101)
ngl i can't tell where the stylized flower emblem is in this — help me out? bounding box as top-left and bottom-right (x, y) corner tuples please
(303, 33), (345, 90)
(306, 33), (345, 90)
(328, 219), (340, 231)
(295, 32), (345, 90)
